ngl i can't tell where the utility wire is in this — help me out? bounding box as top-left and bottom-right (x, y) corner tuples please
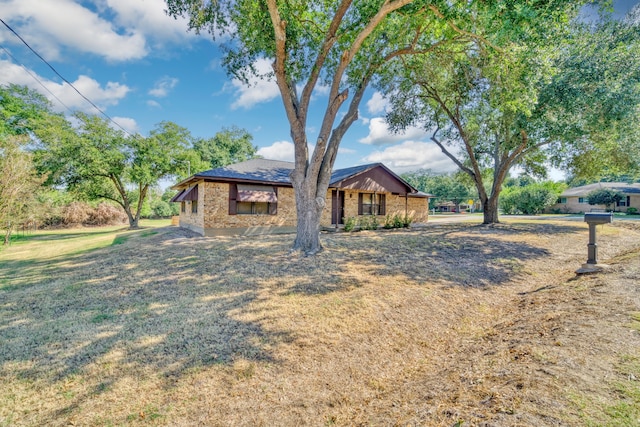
(0, 17), (133, 137)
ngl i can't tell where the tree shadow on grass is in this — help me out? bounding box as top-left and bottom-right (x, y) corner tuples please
(0, 221), (588, 422)
(0, 228), (293, 422)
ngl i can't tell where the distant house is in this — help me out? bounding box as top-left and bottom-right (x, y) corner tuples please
(171, 159), (430, 236)
(549, 182), (640, 213)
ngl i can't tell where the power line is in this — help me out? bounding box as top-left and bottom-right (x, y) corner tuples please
(0, 17), (134, 137)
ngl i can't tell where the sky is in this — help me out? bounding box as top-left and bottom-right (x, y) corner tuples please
(1, 0), (638, 181)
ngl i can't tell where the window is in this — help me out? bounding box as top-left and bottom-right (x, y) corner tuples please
(191, 200), (198, 213)
(229, 184), (277, 215)
(358, 193), (386, 215)
(558, 197), (567, 204)
(578, 197), (586, 204)
(237, 201), (272, 214)
(181, 202), (186, 213)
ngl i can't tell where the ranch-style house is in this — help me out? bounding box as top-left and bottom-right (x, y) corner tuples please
(171, 159), (430, 236)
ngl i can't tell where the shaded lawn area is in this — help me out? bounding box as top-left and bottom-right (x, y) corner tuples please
(1, 220), (639, 426)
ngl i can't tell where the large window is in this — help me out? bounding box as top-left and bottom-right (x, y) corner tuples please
(237, 201), (272, 215)
(358, 193), (386, 215)
(229, 184), (277, 215)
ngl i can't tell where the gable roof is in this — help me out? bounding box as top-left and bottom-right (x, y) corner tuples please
(562, 182), (640, 197)
(172, 159), (423, 195)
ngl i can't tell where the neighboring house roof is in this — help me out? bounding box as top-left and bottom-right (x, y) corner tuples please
(173, 159), (427, 196)
(561, 182), (640, 197)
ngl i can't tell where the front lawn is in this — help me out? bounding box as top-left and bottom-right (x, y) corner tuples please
(1, 220), (639, 426)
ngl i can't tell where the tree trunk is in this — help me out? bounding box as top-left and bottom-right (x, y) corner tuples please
(291, 184), (324, 255)
(483, 196), (500, 224)
(123, 208), (138, 229)
(482, 196), (500, 224)
(129, 216), (140, 229)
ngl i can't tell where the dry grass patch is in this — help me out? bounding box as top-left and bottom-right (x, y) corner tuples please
(1, 220), (639, 426)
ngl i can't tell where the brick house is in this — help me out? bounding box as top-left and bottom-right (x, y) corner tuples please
(171, 159), (430, 236)
(548, 182), (640, 213)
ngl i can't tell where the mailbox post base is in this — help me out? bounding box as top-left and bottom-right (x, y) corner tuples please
(576, 263), (610, 274)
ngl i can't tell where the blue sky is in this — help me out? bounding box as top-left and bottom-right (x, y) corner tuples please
(1, 0), (638, 180)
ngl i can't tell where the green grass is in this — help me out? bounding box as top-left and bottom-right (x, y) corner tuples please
(0, 219), (171, 291)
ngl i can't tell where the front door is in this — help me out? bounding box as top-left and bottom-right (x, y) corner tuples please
(331, 190), (345, 225)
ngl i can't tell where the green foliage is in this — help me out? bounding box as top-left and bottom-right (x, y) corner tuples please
(343, 216), (357, 232)
(358, 215), (379, 231)
(380, 4), (639, 224)
(586, 188), (624, 210)
(627, 207), (638, 215)
(193, 126), (257, 170)
(500, 181), (565, 215)
(543, 19), (640, 180)
(34, 114), (193, 228)
(383, 213), (412, 229)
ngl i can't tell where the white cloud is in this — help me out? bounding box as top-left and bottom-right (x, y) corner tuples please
(230, 58), (280, 110)
(359, 117), (428, 145)
(0, 59), (130, 112)
(257, 141), (296, 162)
(362, 141), (458, 174)
(103, 0), (194, 44)
(149, 76), (179, 97)
(146, 100), (162, 108)
(366, 91), (389, 115)
(0, 0), (147, 61)
(111, 117), (139, 134)
(256, 140), (318, 162)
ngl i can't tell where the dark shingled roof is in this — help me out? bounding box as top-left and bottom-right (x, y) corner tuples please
(173, 159), (422, 195)
(193, 159), (294, 185)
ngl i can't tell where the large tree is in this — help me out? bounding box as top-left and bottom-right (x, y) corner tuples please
(36, 116), (193, 229)
(380, 8), (640, 223)
(165, 0), (487, 254)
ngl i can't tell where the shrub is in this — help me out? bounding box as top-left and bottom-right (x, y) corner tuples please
(627, 207), (638, 215)
(151, 199), (173, 218)
(359, 215), (379, 231)
(587, 188), (624, 211)
(403, 214), (414, 228)
(343, 216), (357, 232)
(88, 203), (127, 225)
(62, 202), (92, 225)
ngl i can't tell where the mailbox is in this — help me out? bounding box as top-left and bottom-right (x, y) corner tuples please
(584, 212), (613, 225)
(582, 212), (613, 267)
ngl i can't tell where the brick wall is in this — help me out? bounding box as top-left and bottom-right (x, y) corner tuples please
(178, 179), (205, 234)
(180, 183), (430, 235)
(319, 190), (429, 226)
